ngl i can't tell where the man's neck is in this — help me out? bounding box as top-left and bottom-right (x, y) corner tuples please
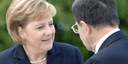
(95, 28), (120, 54)
(91, 26), (119, 53)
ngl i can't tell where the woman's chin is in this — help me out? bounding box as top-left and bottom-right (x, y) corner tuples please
(43, 43), (53, 51)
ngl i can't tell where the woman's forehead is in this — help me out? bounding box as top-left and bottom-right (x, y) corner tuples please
(28, 16), (53, 23)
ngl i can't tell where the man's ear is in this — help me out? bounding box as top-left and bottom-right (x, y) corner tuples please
(80, 21), (91, 34)
(18, 26), (25, 39)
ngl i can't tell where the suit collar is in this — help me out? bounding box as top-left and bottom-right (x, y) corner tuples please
(47, 42), (62, 64)
(14, 42), (62, 64)
(99, 30), (127, 52)
(14, 44), (30, 64)
(48, 42), (61, 55)
(95, 28), (120, 54)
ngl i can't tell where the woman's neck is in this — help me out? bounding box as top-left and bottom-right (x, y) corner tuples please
(22, 44), (48, 62)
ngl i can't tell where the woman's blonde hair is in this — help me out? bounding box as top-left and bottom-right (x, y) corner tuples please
(6, 0), (56, 44)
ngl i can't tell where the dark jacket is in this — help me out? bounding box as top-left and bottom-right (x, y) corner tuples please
(0, 42), (84, 64)
(85, 30), (128, 64)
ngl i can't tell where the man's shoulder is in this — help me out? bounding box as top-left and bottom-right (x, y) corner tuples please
(85, 45), (128, 64)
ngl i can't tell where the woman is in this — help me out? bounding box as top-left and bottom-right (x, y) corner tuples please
(0, 0), (84, 64)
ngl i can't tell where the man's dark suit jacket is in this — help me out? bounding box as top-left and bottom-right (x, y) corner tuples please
(85, 30), (128, 64)
(0, 42), (84, 64)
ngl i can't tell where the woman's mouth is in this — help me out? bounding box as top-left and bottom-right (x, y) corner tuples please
(42, 38), (52, 42)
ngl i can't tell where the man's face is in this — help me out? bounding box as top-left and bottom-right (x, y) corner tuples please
(76, 22), (93, 51)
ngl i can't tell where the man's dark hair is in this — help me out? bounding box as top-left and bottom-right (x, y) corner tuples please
(72, 0), (120, 29)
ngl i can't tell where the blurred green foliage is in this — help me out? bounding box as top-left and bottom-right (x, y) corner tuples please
(0, 0), (128, 61)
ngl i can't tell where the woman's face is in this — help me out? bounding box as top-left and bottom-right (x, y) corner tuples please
(19, 17), (55, 51)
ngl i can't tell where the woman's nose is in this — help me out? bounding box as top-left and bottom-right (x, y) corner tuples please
(45, 26), (53, 35)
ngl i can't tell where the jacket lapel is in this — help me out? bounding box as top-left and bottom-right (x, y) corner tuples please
(16, 58), (30, 64)
(47, 55), (62, 64)
(99, 30), (127, 52)
(14, 42), (62, 64)
(14, 45), (31, 64)
(47, 42), (62, 64)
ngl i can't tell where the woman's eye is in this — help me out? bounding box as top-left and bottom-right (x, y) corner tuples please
(37, 26), (43, 29)
(49, 23), (54, 26)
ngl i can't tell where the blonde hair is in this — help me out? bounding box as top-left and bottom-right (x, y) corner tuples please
(6, 0), (56, 44)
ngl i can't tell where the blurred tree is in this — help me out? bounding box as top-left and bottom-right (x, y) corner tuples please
(0, 0), (128, 61)
(116, 0), (128, 34)
(0, 0), (16, 52)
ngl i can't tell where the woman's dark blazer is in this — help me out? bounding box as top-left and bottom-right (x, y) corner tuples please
(0, 42), (84, 64)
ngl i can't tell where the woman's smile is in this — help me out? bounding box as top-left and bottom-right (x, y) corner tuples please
(42, 38), (52, 42)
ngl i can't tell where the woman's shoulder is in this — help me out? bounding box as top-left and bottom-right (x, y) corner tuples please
(54, 42), (77, 48)
(0, 45), (17, 58)
(53, 42), (79, 52)
(52, 42), (84, 64)
(0, 45), (17, 63)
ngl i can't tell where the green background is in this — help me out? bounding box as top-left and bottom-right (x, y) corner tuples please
(0, 0), (128, 61)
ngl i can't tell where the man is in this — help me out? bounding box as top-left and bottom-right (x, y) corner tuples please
(71, 0), (128, 64)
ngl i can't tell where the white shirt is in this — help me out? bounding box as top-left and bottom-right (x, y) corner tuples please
(95, 28), (120, 54)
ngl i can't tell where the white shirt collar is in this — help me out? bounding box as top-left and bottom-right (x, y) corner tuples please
(95, 28), (120, 54)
